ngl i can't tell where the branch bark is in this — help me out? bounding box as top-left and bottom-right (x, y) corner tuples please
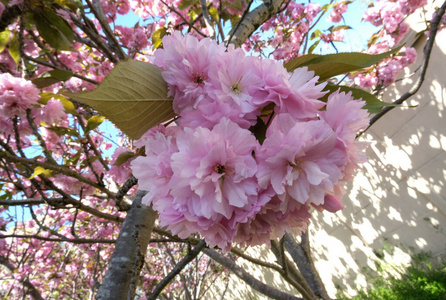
(203, 248), (303, 300)
(226, 0), (286, 48)
(284, 233), (330, 299)
(96, 190), (158, 300)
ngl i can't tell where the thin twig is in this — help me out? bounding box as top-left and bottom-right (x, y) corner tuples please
(87, 0), (126, 60)
(200, 0), (215, 38)
(0, 151), (115, 199)
(24, 55), (99, 84)
(230, 247), (283, 273)
(0, 234), (116, 244)
(148, 240), (207, 300)
(26, 109), (57, 164)
(160, 0), (207, 37)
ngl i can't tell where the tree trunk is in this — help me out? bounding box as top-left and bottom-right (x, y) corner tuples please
(96, 190), (157, 300)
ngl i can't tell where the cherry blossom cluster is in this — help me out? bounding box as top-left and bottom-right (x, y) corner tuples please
(255, 2), (322, 60)
(131, 32), (370, 251)
(327, 1), (348, 23)
(354, 0), (427, 87)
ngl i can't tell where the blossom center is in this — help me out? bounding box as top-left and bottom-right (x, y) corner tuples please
(214, 164), (226, 174)
(231, 77), (243, 94)
(288, 159), (303, 173)
(193, 74), (205, 85)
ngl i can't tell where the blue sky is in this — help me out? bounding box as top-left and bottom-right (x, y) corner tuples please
(111, 0), (378, 54)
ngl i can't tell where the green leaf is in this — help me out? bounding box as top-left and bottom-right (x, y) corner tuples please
(114, 151), (135, 166)
(152, 27), (167, 50)
(63, 59), (175, 140)
(85, 115), (105, 133)
(284, 46), (403, 80)
(39, 92), (76, 113)
(321, 84), (399, 114)
(178, 0), (199, 10)
(32, 69), (73, 88)
(0, 30), (11, 53)
(209, 6), (219, 21)
(55, 0), (84, 13)
(308, 40), (320, 54)
(32, 10), (75, 51)
(228, 0), (243, 11)
(284, 54), (320, 72)
(29, 166), (53, 179)
(310, 29), (322, 40)
(47, 126), (79, 137)
(367, 31), (381, 48)
(66, 151), (82, 166)
(321, 3), (335, 12)
(329, 25), (352, 32)
(8, 33), (20, 66)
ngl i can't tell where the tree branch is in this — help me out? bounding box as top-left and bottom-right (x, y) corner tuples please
(226, 0), (286, 48)
(200, 0), (215, 38)
(87, 0), (126, 60)
(284, 233), (330, 299)
(115, 175), (137, 211)
(270, 240), (316, 300)
(96, 190), (158, 300)
(0, 150), (115, 199)
(0, 234), (116, 244)
(203, 248), (304, 300)
(148, 240), (207, 299)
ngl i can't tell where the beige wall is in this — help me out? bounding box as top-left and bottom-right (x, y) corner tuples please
(310, 21), (446, 299)
(209, 8), (446, 300)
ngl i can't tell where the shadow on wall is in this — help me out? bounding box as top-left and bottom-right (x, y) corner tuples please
(308, 26), (446, 298)
(207, 13), (446, 300)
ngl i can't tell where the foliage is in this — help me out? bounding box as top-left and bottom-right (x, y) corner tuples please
(341, 253), (446, 300)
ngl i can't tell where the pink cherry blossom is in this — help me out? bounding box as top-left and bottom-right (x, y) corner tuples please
(131, 125), (179, 206)
(0, 73), (40, 118)
(320, 91), (370, 180)
(154, 32), (226, 114)
(275, 67), (326, 119)
(257, 114), (347, 206)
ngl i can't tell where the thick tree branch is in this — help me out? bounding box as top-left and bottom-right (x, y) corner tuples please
(284, 233), (330, 299)
(203, 248), (303, 300)
(270, 240), (317, 300)
(96, 190), (158, 300)
(365, 0), (446, 132)
(226, 0), (286, 48)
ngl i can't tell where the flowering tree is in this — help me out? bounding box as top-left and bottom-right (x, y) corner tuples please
(0, 0), (445, 299)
